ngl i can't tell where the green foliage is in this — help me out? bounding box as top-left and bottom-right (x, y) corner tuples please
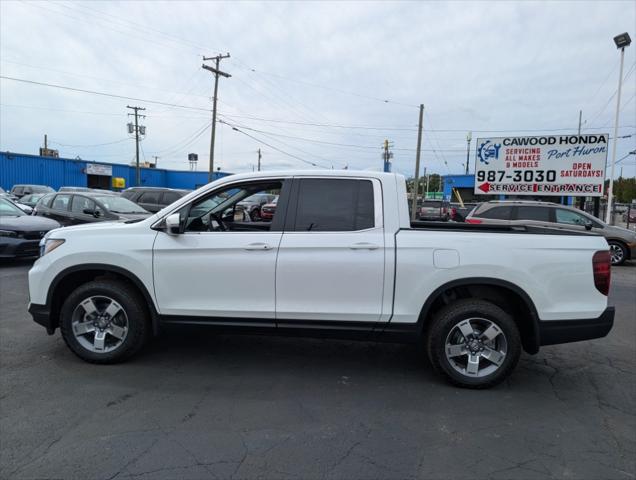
(605, 177), (636, 203)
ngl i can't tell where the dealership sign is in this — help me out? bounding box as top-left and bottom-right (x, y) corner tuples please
(86, 163), (113, 176)
(474, 134), (609, 196)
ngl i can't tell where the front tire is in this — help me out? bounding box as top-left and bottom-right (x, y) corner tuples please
(608, 241), (627, 266)
(426, 299), (521, 389)
(59, 280), (149, 364)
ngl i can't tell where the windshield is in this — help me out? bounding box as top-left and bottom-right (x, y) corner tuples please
(94, 196), (148, 214)
(0, 198), (25, 216)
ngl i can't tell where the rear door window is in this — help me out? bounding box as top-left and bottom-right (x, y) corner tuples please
(139, 191), (161, 204)
(292, 179), (375, 232)
(516, 206), (551, 222)
(51, 194), (71, 211)
(477, 205), (513, 220)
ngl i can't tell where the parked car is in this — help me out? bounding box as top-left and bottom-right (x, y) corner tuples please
(417, 200), (450, 221)
(34, 192), (151, 226)
(622, 208), (636, 224)
(121, 187), (191, 213)
(10, 184), (54, 199)
(237, 193), (277, 220)
(28, 171), (614, 389)
(450, 202), (478, 222)
(19, 193), (47, 208)
(260, 196), (279, 220)
(0, 197), (60, 258)
(466, 200), (636, 265)
(59, 187), (93, 193)
(59, 187), (120, 195)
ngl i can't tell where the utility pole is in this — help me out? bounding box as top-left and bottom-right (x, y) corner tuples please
(202, 53), (231, 183)
(127, 105), (146, 186)
(257, 148), (262, 172)
(152, 155), (159, 167)
(411, 104), (424, 222)
(465, 131), (472, 175)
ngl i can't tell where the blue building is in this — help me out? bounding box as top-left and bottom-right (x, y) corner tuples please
(0, 152), (231, 191)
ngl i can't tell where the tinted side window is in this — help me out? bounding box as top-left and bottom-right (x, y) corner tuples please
(51, 194), (71, 211)
(516, 206), (551, 222)
(71, 196), (96, 214)
(478, 205), (512, 220)
(121, 190), (136, 200)
(162, 191), (182, 205)
(556, 209), (588, 226)
(39, 194), (54, 207)
(139, 191), (161, 204)
(293, 179), (374, 232)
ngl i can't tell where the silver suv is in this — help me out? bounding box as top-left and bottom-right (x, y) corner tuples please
(466, 201), (636, 265)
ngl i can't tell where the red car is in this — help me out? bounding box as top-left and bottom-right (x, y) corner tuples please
(260, 196), (278, 220)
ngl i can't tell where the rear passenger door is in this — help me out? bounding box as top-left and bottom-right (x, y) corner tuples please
(48, 194), (73, 225)
(275, 178), (385, 323)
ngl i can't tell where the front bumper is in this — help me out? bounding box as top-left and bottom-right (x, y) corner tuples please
(538, 307), (614, 346)
(0, 238), (40, 258)
(28, 302), (56, 335)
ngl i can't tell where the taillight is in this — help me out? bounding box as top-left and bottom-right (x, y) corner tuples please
(465, 218), (482, 224)
(592, 250), (611, 296)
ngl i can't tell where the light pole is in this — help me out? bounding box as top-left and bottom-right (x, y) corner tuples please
(606, 32), (631, 225)
(465, 131), (472, 175)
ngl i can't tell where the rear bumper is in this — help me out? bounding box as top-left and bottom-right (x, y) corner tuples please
(538, 307), (614, 346)
(28, 302), (56, 335)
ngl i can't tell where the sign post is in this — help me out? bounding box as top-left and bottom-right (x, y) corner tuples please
(474, 134), (609, 197)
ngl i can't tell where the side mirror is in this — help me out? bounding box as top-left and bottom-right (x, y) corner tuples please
(584, 220), (593, 231)
(165, 213), (182, 235)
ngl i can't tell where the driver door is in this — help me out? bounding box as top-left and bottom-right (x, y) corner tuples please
(152, 178), (288, 321)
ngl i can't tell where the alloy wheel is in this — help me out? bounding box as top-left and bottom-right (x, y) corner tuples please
(444, 317), (508, 378)
(71, 296), (129, 353)
(609, 244), (624, 265)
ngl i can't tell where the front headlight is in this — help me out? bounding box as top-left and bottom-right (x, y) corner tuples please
(0, 229), (18, 238)
(39, 238), (65, 257)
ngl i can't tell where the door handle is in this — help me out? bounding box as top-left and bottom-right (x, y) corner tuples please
(244, 242), (272, 251)
(349, 242), (380, 250)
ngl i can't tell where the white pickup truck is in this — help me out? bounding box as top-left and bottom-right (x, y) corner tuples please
(28, 171), (614, 388)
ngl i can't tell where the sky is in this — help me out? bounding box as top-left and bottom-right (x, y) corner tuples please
(1, 0), (635, 178)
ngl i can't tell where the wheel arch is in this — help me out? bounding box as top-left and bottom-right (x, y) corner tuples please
(417, 277), (541, 354)
(46, 264), (159, 335)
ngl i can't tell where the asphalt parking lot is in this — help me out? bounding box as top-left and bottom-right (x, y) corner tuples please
(1, 261), (634, 480)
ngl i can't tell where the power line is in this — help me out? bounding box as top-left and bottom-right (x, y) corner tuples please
(219, 119), (329, 169)
(50, 138), (131, 148)
(0, 76), (211, 112)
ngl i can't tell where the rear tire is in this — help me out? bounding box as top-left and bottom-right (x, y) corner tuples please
(59, 279), (149, 364)
(426, 299), (521, 389)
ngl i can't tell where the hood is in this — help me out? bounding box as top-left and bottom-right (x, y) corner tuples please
(602, 224), (636, 240)
(0, 215), (60, 232)
(116, 212), (153, 221)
